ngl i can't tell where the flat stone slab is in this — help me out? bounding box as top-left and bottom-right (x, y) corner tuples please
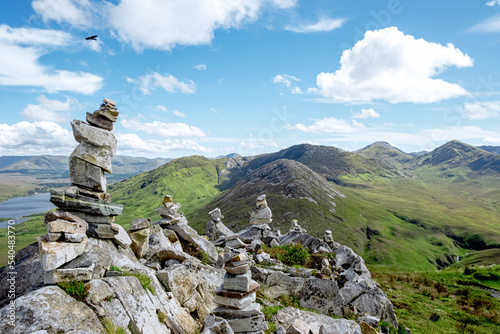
(225, 262), (251, 275)
(212, 302), (262, 319)
(50, 189), (122, 216)
(218, 281), (260, 298)
(226, 314), (268, 332)
(44, 263), (95, 284)
(86, 112), (113, 131)
(64, 233), (86, 243)
(111, 223), (132, 248)
(46, 220), (78, 234)
(87, 223), (119, 239)
(129, 217), (152, 231)
(94, 109), (119, 122)
(213, 292), (256, 310)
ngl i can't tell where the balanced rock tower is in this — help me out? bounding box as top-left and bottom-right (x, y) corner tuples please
(210, 247), (268, 333)
(38, 98), (124, 283)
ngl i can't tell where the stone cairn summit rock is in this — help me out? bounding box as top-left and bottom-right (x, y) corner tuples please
(209, 247), (268, 333)
(249, 194), (272, 225)
(39, 98), (125, 284)
(289, 219), (307, 234)
(237, 194), (280, 247)
(206, 207), (233, 242)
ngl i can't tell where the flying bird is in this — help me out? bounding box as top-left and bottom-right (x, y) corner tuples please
(85, 35), (98, 40)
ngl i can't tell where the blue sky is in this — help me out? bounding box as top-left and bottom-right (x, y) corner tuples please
(1, 0), (500, 158)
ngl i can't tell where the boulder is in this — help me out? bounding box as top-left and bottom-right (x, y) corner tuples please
(50, 189), (123, 216)
(164, 222), (218, 264)
(112, 223), (132, 248)
(38, 235), (89, 271)
(276, 307), (361, 334)
(71, 120), (117, 155)
(86, 111), (113, 131)
(0, 286), (105, 333)
(69, 157), (107, 192)
(70, 141), (113, 173)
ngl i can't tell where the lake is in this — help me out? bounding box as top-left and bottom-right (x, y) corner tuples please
(0, 193), (55, 228)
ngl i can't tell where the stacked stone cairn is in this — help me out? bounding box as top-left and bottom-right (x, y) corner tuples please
(206, 207), (233, 242)
(323, 230), (334, 243)
(211, 247), (268, 333)
(289, 219), (306, 234)
(249, 194), (272, 225)
(39, 98), (125, 284)
(156, 195), (185, 225)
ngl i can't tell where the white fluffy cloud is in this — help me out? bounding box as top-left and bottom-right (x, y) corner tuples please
(486, 0), (500, 6)
(21, 95), (79, 122)
(273, 74), (303, 94)
(173, 110), (186, 118)
(285, 17), (346, 33)
(0, 121), (75, 155)
(0, 25), (102, 94)
(127, 72), (196, 95)
(155, 105), (168, 112)
(121, 119), (206, 137)
(313, 27), (473, 103)
(32, 0), (296, 51)
(352, 108), (380, 119)
(116, 133), (214, 155)
(286, 117), (364, 133)
(463, 102), (500, 120)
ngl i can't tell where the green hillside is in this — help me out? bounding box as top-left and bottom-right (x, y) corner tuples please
(109, 155), (228, 228)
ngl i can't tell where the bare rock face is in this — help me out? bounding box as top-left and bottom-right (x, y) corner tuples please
(0, 286), (105, 333)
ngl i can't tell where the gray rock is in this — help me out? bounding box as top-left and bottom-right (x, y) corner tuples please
(357, 316), (379, 328)
(50, 189), (123, 216)
(287, 319), (311, 334)
(130, 217), (152, 231)
(45, 232), (62, 241)
(270, 239), (280, 247)
(276, 307), (361, 334)
(213, 302), (262, 319)
(202, 314), (235, 334)
(43, 263), (94, 284)
(143, 225), (190, 263)
(70, 141), (113, 173)
(226, 315), (268, 332)
(64, 210), (115, 224)
(64, 233), (87, 243)
(0, 286), (105, 333)
(277, 327), (287, 334)
(156, 258), (224, 322)
(69, 157), (107, 192)
(164, 222), (218, 264)
(129, 228), (150, 258)
(112, 223), (132, 248)
(278, 232), (332, 254)
(46, 219), (78, 234)
(87, 222), (119, 239)
(207, 219), (234, 242)
(213, 292), (256, 309)
(225, 262), (251, 275)
(44, 211), (88, 234)
(38, 235), (89, 271)
(352, 288), (398, 327)
(71, 120), (117, 155)
(86, 111), (113, 131)
(238, 224), (268, 243)
(223, 271), (252, 292)
(254, 252), (271, 264)
(0, 243), (44, 308)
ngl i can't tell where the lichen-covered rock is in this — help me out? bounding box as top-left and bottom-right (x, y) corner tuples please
(164, 222), (218, 264)
(276, 307), (361, 334)
(129, 228), (150, 259)
(38, 235), (89, 271)
(0, 286), (105, 333)
(157, 257), (224, 322)
(112, 223), (132, 249)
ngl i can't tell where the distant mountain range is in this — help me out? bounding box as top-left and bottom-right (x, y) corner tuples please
(0, 155), (171, 181)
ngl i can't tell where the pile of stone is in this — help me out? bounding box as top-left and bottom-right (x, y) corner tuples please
(49, 98), (123, 240)
(211, 248), (267, 333)
(155, 195), (185, 225)
(289, 219), (306, 234)
(206, 207), (233, 242)
(323, 230), (333, 243)
(249, 194), (272, 225)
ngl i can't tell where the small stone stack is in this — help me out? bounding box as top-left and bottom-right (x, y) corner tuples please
(206, 207), (233, 242)
(50, 98), (123, 240)
(249, 194), (272, 225)
(212, 247), (267, 333)
(155, 195), (185, 225)
(323, 230), (333, 243)
(289, 219), (306, 234)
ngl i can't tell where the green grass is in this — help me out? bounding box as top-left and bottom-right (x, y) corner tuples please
(58, 280), (90, 302)
(103, 318), (127, 334)
(370, 266), (500, 334)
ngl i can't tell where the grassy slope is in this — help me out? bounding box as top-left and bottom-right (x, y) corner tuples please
(109, 156), (228, 228)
